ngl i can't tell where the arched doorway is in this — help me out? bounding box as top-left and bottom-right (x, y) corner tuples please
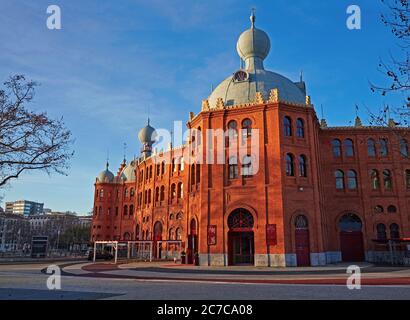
(338, 214), (364, 262)
(153, 221), (163, 259)
(227, 208), (255, 265)
(295, 215), (310, 266)
(187, 219), (198, 264)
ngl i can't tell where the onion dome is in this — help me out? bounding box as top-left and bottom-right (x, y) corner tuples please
(120, 160), (137, 182)
(138, 118), (157, 144)
(97, 162), (114, 183)
(208, 12), (306, 108)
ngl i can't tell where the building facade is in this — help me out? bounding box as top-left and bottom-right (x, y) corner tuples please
(91, 14), (410, 267)
(5, 200), (44, 216)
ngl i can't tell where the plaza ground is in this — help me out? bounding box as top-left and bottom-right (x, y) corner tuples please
(0, 260), (410, 300)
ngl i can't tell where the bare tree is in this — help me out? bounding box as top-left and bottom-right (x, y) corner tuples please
(370, 0), (410, 125)
(0, 75), (74, 187)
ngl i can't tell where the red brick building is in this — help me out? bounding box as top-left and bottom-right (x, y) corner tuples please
(91, 14), (410, 267)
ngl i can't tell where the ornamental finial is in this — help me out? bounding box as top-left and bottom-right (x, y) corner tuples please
(250, 8), (256, 28)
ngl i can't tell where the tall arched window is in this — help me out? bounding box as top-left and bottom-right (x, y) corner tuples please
(99, 189), (104, 198)
(370, 169), (380, 190)
(367, 138), (376, 157)
(123, 205), (128, 216)
(171, 184), (176, 200)
(344, 139), (354, 157)
(400, 139), (409, 157)
(332, 139), (342, 157)
(175, 228), (182, 240)
(156, 164), (160, 176)
(406, 169), (410, 189)
(380, 139), (388, 157)
(161, 161), (166, 175)
(171, 158), (176, 173)
(160, 186), (165, 201)
(376, 224), (387, 241)
(390, 223), (400, 239)
(286, 154), (295, 176)
(284, 116), (292, 137)
(169, 228), (175, 240)
(347, 170), (357, 190)
(383, 169), (392, 190)
(335, 170), (345, 190)
(149, 165), (153, 179)
(229, 156), (238, 179)
(242, 118), (252, 138)
(227, 120), (238, 140)
(242, 155), (253, 177)
(299, 155), (307, 177)
(190, 163), (195, 187)
(296, 118), (304, 138)
(196, 164), (200, 184)
(129, 205), (134, 215)
(177, 182), (183, 199)
(155, 187), (159, 202)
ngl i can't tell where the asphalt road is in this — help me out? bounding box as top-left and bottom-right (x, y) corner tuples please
(0, 263), (410, 300)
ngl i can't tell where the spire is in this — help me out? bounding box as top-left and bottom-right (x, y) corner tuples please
(105, 161), (109, 170)
(250, 8), (256, 29)
(355, 116), (363, 127)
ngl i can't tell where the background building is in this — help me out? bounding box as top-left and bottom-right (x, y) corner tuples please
(5, 200), (44, 216)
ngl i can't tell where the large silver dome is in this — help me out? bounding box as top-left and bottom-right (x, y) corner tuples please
(97, 163), (114, 183)
(208, 12), (306, 108)
(120, 161), (136, 182)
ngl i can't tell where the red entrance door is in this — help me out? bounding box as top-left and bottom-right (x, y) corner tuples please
(228, 231), (254, 265)
(340, 231), (364, 262)
(295, 229), (310, 266)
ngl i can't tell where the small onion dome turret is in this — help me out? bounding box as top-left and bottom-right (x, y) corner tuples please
(138, 119), (157, 144)
(120, 160), (137, 182)
(97, 162), (114, 183)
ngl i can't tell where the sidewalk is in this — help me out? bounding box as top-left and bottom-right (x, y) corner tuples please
(0, 256), (87, 265)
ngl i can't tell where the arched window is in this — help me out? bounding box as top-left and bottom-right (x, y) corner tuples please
(171, 184), (176, 200)
(376, 224), (387, 241)
(335, 170), (344, 190)
(171, 158), (176, 173)
(387, 205), (397, 213)
(347, 170), (358, 190)
(148, 189), (151, 203)
(129, 205), (134, 215)
(380, 139), (388, 157)
(169, 228), (175, 240)
(229, 156), (238, 179)
(383, 169), (392, 190)
(390, 223), (400, 239)
(400, 139), (408, 157)
(175, 228), (182, 240)
(177, 182), (183, 199)
(156, 164), (161, 176)
(125, 188), (129, 197)
(123, 205), (128, 216)
(295, 215), (308, 229)
(170, 213), (174, 220)
(155, 187), (159, 202)
(149, 165), (153, 179)
(130, 188), (135, 197)
(406, 169), (410, 189)
(374, 205), (384, 214)
(161, 161), (166, 175)
(286, 154), (295, 176)
(242, 118), (252, 138)
(190, 163), (195, 187)
(332, 139), (342, 157)
(99, 189), (104, 198)
(160, 186), (165, 201)
(227, 120), (238, 144)
(296, 118), (305, 138)
(98, 206), (102, 216)
(299, 155), (307, 177)
(242, 155), (253, 177)
(338, 214), (362, 232)
(344, 139), (354, 157)
(136, 224), (140, 240)
(370, 169), (380, 190)
(196, 164), (200, 184)
(367, 138), (376, 157)
(228, 209), (254, 229)
(284, 116), (292, 137)
(176, 212), (183, 220)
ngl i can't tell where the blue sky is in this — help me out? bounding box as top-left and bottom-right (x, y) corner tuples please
(0, 0), (405, 214)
